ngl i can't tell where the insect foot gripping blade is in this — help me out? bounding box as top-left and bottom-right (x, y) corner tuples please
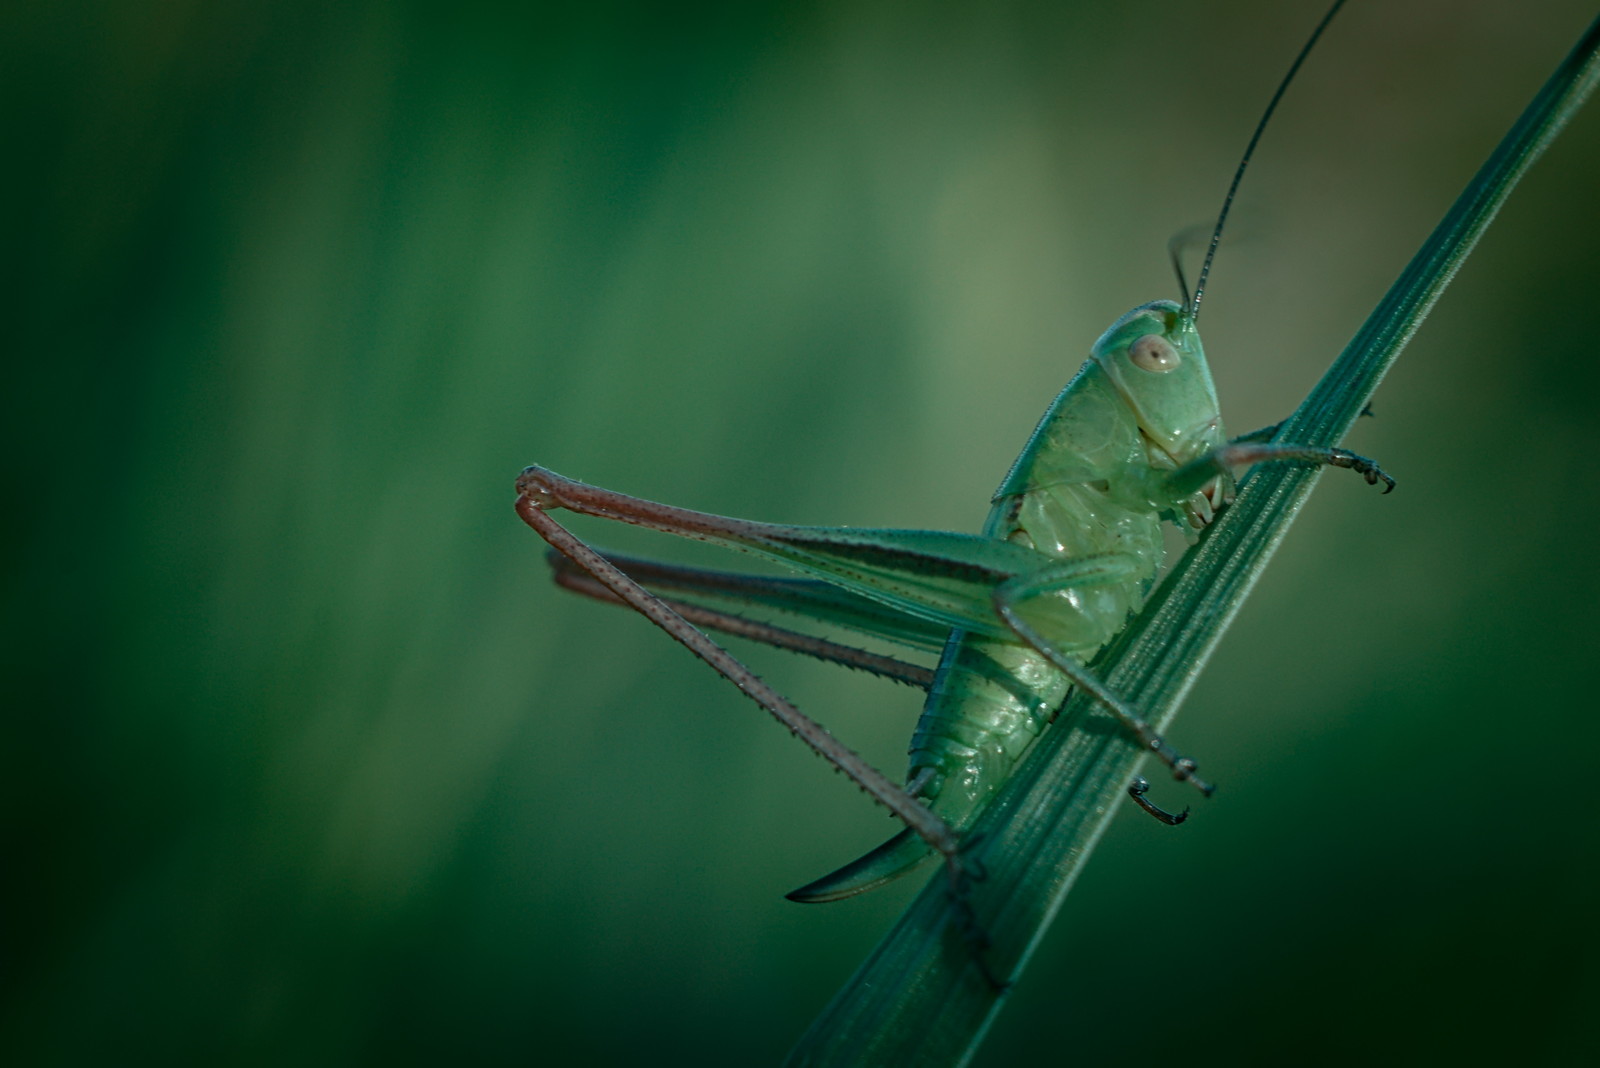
(1128, 777), (1190, 826)
(785, 828), (937, 904)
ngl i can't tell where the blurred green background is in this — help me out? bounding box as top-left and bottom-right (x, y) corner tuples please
(7, 1), (1599, 1063)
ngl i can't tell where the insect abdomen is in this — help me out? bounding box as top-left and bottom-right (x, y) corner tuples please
(906, 634), (1069, 827)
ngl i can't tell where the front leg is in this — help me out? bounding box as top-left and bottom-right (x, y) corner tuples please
(1169, 440), (1394, 497)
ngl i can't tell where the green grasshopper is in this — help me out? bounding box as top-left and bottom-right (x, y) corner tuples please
(515, 0), (1388, 903)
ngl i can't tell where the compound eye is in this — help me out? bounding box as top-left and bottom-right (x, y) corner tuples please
(1129, 333), (1181, 373)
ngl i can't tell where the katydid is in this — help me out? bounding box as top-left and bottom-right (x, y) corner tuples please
(515, 0), (1387, 902)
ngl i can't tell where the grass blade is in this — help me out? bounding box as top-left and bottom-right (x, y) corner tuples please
(787, 15), (1600, 1067)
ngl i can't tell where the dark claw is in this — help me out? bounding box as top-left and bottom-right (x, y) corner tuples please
(1128, 777), (1190, 826)
(1331, 448), (1396, 494)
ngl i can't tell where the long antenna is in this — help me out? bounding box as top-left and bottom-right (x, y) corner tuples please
(1186, 0), (1348, 325)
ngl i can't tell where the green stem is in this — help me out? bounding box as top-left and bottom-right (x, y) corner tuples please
(787, 15), (1600, 1068)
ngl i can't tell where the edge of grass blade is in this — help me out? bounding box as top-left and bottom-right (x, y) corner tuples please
(786, 15), (1600, 1068)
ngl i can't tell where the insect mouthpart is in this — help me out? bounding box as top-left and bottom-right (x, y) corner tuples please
(1137, 418), (1217, 471)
